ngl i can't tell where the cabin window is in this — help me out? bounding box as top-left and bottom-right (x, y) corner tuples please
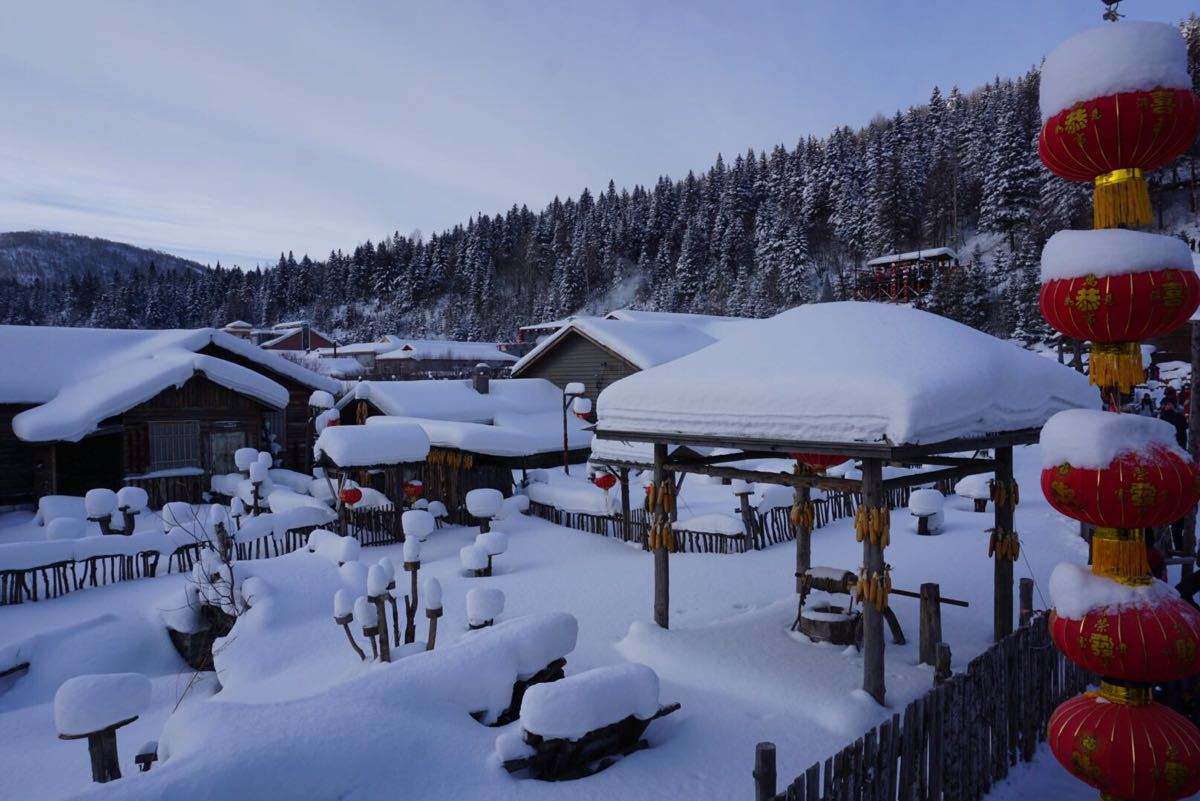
(148, 421), (201, 471)
(208, 429), (247, 474)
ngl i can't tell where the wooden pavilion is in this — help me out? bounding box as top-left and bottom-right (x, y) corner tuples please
(589, 301), (1098, 705)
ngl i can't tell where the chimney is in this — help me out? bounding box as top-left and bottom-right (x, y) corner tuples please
(301, 322), (311, 351)
(472, 363), (491, 394)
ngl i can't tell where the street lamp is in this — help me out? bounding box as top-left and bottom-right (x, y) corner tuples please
(561, 382), (585, 475)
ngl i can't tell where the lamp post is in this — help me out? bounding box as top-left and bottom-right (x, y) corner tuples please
(561, 382), (585, 475)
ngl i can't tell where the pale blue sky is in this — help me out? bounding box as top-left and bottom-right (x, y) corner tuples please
(1, 1), (1195, 266)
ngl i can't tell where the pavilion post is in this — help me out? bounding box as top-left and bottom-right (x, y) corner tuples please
(619, 467), (632, 543)
(653, 443), (670, 629)
(795, 484), (812, 588)
(860, 458), (886, 705)
(993, 445), (1015, 641)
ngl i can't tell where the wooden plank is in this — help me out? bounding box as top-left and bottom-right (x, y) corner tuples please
(755, 742), (778, 801)
(861, 729), (878, 801)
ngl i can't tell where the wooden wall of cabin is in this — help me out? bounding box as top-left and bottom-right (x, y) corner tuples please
(418, 449), (513, 522)
(512, 331), (638, 410)
(0, 404), (35, 505)
(198, 342), (324, 472)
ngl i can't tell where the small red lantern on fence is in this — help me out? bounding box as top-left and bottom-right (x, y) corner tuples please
(592, 473), (617, 492)
(403, 481), (424, 501)
(339, 487), (363, 506)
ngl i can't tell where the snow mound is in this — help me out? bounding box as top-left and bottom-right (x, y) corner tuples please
(674, 513), (745, 535)
(466, 488), (504, 518)
(597, 302), (1099, 446)
(954, 473), (992, 501)
(907, 489), (945, 516)
(1050, 562), (1177, 619)
(401, 509), (435, 541)
(314, 423), (429, 467)
(1040, 229), (1194, 282)
(54, 672), (151, 736)
(519, 663), (660, 740)
(1040, 409), (1188, 469)
(1040, 21), (1191, 121)
(467, 587), (505, 626)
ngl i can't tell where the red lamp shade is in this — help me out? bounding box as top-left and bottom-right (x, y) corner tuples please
(1041, 446), (1200, 530)
(592, 473), (617, 491)
(402, 481), (424, 500)
(1039, 88), (1199, 183)
(1048, 689), (1200, 801)
(1050, 598), (1200, 683)
(790, 453), (848, 471)
(339, 487), (363, 505)
(1039, 269), (1200, 345)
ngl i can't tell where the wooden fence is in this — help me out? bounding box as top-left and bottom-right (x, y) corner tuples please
(754, 614), (1093, 801)
(347, 505), (403, 546)
(527, 485), (920, 555)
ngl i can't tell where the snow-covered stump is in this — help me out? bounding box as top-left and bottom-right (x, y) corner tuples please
(333, 589), (367, 661)
(731, 480), (757, 551)
(424, 577), (442, 651)
(907, 488), (945, 536)
(500, 663), (679, 781)
(475, 531), (508, 577)
(401, 540), (422, 645)
(54, 673), (150, 783)
(115, 486), (149, 536)
(466, 488), (503, 535)
(84, 489), (117, 536)
(460, 544), (489, 578)
(467, 587), (504, 630)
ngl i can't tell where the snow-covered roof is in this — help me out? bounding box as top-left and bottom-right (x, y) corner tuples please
(604, 308), (750, 338)
(222, 320), (252, 330)
(314, 423), (430, 467)
(351, 378), (567, 423)
(0, 326), (340, 442)
(259, 326), (336, 349)
(366, 413), (590, 458)
(865, 247), (957, 267)
(513, 317), (719, 375)
(595, 302), (1099, 447)
(314, 335), (403, 357)
(518, 315), (582, 332)
(1040, 21), (1191, 122)
(376, 339), (517, 363)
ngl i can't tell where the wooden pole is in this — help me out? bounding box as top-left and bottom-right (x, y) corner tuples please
(934, 642), (952, 684)
(561, 395), (570, 475)
(619, 468), (632, 543)
(919, 582), (942, 666)
(994, 446), (1015, 641)
(754, 742), (777, 801)
(795, 484), (811, 588)
(736, 491), (757, 551)
(860, 457), (886, 705)
(653, 443), (670, 629)
(1019, 577), (1034, 627)
(1186, 320), (1200, 563)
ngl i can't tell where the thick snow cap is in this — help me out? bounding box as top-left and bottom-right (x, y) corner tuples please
(314, 423), (430, 467)
(1040, 409), (1189, 469)
(1039, 21), (1191, 122)
(54, 672), (151, 736)
(1040, 229), (1194, 282)
(597, 302), (1099, 447)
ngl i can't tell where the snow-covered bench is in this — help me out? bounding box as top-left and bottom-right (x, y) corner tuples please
(499, 663), (679, 780)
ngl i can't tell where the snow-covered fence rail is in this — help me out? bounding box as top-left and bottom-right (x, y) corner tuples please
(754, 614), (1091, 801)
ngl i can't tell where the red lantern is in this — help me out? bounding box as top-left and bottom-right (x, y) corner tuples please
(1050, 597), (1200, 684)
(402, 481), (424, 500)
(1048, 686), (1200, 801)
(1040, 269), (1200, 346)
(339, 487), (362, 505)
(790, 453), (848, 471)
(592, 473), (617, 491)
(1041, 445), (1200, 530)
(1039, 88), (1199, 228)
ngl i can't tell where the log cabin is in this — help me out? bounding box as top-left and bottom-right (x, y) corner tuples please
(0, 326), (340, 507)
(314, 336), (516, 380)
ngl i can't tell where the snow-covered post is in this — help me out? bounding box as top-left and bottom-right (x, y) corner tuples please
(84, 489), (117, 536)
(618, 468), (631, 542)
(367, 564), (392, 663)
(134, 741), (158, 772)
(476, 530), (508, 577)
(991, 446), (1015, 641)
(651, 442), (671, 628)
(466, 488), (503, 535)
(115, 487), (148, 535)
(460, 544), (488, 578)
(54, 673), (150, 783)
(333, 589), (366, 661)
(230, 497), (246, 532)
(248, 459), (268, 516)
(466, 587), (504, 630)
(858, 458), (886, 705)
(424, 577), (442, 651)
(355, 595), (380, 660)
(377, 557), (401, 647)
(402, 538), (421, 645)
(731, 479), (757, 552)
(561, 382), (585, 475)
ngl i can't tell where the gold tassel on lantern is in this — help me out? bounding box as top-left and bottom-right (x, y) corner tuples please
(1093, 168), (1153, 230)
(1089, 342), (1144, 393)
(1091, 527), (1152, 585)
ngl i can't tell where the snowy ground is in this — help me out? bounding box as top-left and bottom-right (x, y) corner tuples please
(0, 446), (1171, 800)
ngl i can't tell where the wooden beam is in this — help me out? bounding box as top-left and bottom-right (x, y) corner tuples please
(861, 458), (886, 705)
(662, 460), (862, 493)
(653, 443), (669, 629)
(881, 462), (996, 492)
(907, 456), (997, 469)
(993, 446), (1015, 641)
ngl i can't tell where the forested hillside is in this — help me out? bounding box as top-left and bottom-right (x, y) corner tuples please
(2, 16), (1197, 343)
(0, 231), (205, 282)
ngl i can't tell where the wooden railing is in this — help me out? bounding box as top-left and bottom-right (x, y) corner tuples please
(753, 614), (1092, 801)
(346, 505), (403, 546)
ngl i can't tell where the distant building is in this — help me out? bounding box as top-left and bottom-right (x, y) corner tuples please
(315, 336), (516, 380)
(220, 320), (336, 352)
(853, 247), (961, 304)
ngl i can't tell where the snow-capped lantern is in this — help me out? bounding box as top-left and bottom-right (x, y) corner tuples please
(339, 487), (363, 506)
(592, 472), (617, 492)
(572, 396), (592, 419)
(789, 452), (847, 472)
(1047, 685), (1200, 801)
(1038, 22), (1198, 229)
(402, 480), (424, 501)
(1040, 411), (1200, 539)
(1038, 231), (1200, 393)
